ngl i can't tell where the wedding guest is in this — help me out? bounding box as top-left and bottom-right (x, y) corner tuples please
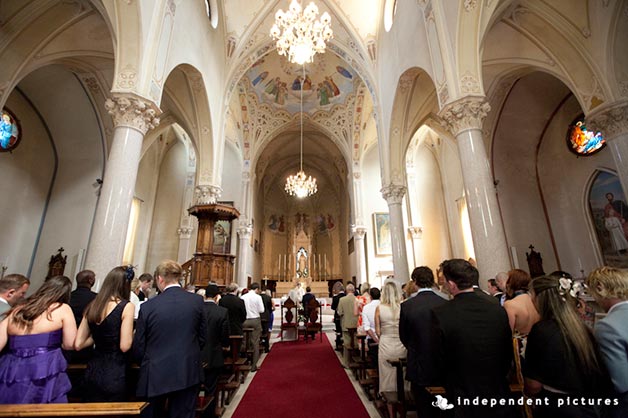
(202, 284), (229, 418)
(331, 282), (346, 351)
(586, 267), (628, 418)
(220, 282), (246, 358)
(503, 269), (540, 335)
(337, 283), (358, 367)
(375, 280), (407, 418)
(354, 282), (370, 331)
(137, 273), (153, 301)
(241, 282), (264, 372)
(488, 278), (501, 296)
(524, 275), (611, 418)
(69, 270), (96, 327)
(0, 274), (30, 321)
(133, 260), (206, 418)
(75, 266), (135, 401)
(495, 271), (508, 305)
(400, 266), (447, 418)
(362, 287), (380, 369)
(0, 276), (76, 403)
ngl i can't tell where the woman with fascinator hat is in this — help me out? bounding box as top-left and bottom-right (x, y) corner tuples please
(523, 274), (612, 418)
(75, 266), (135, 401)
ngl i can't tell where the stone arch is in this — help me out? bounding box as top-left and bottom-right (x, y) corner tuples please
(108, 0), (144, 95)
(161, 64), (213, 186)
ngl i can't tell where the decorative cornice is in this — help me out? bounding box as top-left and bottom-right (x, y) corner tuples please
(177, 226), (193, 239)
(381, 184), (407, 204)
(408, 226), (423, 239)
(194, 185), (222, 205)
(352, 226), (367, 239)
(438, 96), (490, 136)
(586, 101), (628, 141)
(104, 95), (160, 134)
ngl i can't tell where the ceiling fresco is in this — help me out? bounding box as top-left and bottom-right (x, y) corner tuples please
(244, 51), (356, 114)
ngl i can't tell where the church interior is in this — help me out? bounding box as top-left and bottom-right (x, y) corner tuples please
(1, 0), (628, 417)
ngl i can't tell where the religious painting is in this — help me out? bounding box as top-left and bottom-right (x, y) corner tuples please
(268, 214), (285, 234)
(315, 213), (336, 234)
(589, 170), (628, 268)
(566, 115), (605, 156)
(213, 220), (231, 254)
(373, 212), (392, 256)
(0, 108), (21, 152)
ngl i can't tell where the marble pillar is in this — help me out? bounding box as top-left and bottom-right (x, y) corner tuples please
(408, 226), (424, 267)
(439, 96), (510, 285)
(587, 101), (628, 198)
(236, 222), (253, 288)
(176, 226), (193, 264)
(352, 226), (367, 285)
(86, 95), (160, 290)
(381, 184), (410, 283)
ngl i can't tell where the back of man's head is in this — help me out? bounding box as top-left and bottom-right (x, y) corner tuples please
(369, 287), (381, 300)
(155, 260), (182, 284)
(346, 283), (355, 294)
(442, 259), (477, 291)
(0, 274), (30, 296)
(495, 272), (508, 290)
(76, 270), (95, 289)
(225, 282), (239, 293)
(306, 286), (311, 292)
(411, 266), (435, 288)
(250, 282), (260, 291)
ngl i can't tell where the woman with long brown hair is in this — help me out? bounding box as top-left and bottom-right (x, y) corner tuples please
(0, 276), (76, 403)
(75, 266), (135, 401)
(524, 274), (611, 418)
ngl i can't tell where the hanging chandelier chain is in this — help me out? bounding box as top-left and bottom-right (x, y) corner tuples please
(300, 64), (304, 172)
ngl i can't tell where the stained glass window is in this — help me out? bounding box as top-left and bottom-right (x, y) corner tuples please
(0, 108), (21, 152)
(566, 116), (605, 156)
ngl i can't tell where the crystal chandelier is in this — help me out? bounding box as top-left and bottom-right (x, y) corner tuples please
(285, 66), (317, 198)
(270, 0), (333, 65)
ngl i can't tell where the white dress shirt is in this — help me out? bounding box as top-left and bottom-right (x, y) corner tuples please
(241, 291), (265, 319)
(362, 299), (381, 333)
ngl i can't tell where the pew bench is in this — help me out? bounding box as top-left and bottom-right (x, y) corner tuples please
(0, 402), (148, 417)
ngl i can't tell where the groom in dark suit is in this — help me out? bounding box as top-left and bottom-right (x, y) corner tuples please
(134, 260), (207, 418)
(400, 266), (448, 418)
(432, 259), (513, 418)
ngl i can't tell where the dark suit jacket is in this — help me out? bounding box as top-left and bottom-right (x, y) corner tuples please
(473, 286), (499, 304)
(202, 302), (229, 369)
(260, 293), (273, 325)
(331, 291), (346, 322)
(399, 290), (448, 386)
(219, 293), (246, 336)
(69, 287), (97, 326)
(133, 286), (207, 398)
(432, 291), (512, 398)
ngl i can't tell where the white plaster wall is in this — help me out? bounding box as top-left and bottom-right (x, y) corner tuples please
(16, 67), (103, 288)
(145, 142), (187, 269)
(411, 144), (451, 272)
(133, 144), (160, 274)
(220, 142), (243, 256)
(0, 94), (54, 278)
(361, 145), (393, 282)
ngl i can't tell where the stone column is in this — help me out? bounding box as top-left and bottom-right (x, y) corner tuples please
(236, 222), (253, 288)
(176, 226), (193, 264)
(352, 226), (367, 285)
(381, 184), (410, 283)
(86, 95), (160, 290)
(408, 226), (424, 267)
(587, 101), (628, 197)
(194, 184), (222, 205)
(439, 96), (510, 285)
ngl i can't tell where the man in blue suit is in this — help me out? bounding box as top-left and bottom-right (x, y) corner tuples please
(134, 260), (207, 418)
(587, 267), (628, 418)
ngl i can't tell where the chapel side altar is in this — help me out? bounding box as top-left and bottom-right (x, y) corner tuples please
(185, 203), (239, 288)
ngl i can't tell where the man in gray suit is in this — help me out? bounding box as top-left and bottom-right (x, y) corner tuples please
(336, 283), (358, 368)
(0, 274), (30, 320)
(587, 267), (628, 418)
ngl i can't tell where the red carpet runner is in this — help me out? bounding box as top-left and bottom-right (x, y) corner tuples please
(231, 333), (371, 418)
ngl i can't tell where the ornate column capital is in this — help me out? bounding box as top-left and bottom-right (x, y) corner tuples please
(237, 225), (253, 239)
(586, 100), (628, 141)
(408, 226), (423, 239)
(381, 183), (407, 205)
(352, 225), (367, 239)
(177, 226), (193, 239)
(438, 96), (490, 136)
(104, 94), (161, 135)
(194, 185), (222, 205)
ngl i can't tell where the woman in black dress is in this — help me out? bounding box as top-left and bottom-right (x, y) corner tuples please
(74, 267), (135, 401)
(524, 274), (611, 418)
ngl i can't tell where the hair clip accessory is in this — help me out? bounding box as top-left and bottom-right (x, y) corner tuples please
(125, 265), (135, 282)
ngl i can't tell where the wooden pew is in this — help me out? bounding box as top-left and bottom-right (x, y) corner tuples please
(0, 402), (148, 417)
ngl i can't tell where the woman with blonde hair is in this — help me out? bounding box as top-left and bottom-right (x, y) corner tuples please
(75, 266), (135, 401)
(0, 276), (76, 403)
(375, 280), (407, 418)
(524, 275), (611, 417)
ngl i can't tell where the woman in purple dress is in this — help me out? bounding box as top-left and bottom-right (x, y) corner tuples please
(0, 276), (77, 403)
(74, 266), (134, 401)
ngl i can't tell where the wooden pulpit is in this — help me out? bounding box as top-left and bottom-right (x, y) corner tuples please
(46, 247), (67, 281)
(187, 203), (240, 288)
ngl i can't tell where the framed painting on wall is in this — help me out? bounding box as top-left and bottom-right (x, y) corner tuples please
(589, 170), (628, 268)
(213, 220), (231, 254)
(373, 212), (392, 256)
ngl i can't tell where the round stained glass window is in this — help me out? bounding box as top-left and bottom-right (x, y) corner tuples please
(566, 116), (605, 156)
(0, 108), (21, 153)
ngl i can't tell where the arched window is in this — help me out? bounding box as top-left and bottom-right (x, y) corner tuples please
(384, 0), (397, 32)
(566, 115), (605, 156)
(0, 108), (21, 152)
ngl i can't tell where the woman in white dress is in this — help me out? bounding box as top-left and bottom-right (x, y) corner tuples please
(375, 280), (407, 418)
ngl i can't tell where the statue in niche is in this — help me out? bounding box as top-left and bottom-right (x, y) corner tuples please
(296, 247), (308, 278)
